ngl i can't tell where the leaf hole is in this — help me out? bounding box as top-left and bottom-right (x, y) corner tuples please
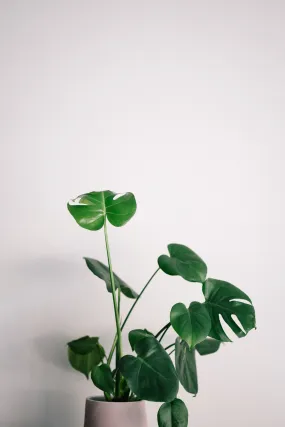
(113, 193), (127, 200)
(69, 196), (84, 205)
(230, 298), (251, 305)
(218, 314), (236, 341)
(231, 315), (247, 335)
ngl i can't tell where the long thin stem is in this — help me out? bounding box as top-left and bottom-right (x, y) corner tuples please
(155, 322), (171, 340)
(117, 287), (121, 318)
(115, 287), (122, 396)
(168, 348), (175, 356)
(107, 267), (160, 364)
(103, 220), (122, 384)
(165, 342), (175, 351)
(122, 267), (160, 330)
(107, 336), (117, 365)
(158, 325), (170, 343)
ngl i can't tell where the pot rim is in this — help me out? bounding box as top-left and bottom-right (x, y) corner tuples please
(86, 396), (144, 405)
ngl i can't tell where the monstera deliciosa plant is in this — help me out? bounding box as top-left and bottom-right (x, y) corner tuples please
(67, 190), (256, 427)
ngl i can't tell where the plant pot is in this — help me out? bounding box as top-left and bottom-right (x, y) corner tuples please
(84, 397), (148, 427)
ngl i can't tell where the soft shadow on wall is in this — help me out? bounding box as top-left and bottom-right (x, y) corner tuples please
(0, 255), (109, 427)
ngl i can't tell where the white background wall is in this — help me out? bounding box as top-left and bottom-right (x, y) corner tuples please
(1, 0), (284, 426)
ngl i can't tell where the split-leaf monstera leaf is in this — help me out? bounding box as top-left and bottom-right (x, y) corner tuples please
(68, 190), (136, 230)
(158, 244), (207, 283)
(203, 278), (256, 342)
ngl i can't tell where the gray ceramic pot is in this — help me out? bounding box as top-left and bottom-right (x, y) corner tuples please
(84, 397), (148, 427)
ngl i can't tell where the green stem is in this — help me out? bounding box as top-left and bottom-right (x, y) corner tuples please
(165, 343), (175, 351)
(107, 336), (117, 366)
(118, 287), (121, 317)
(103, 219), (122, 396)
(122, 267), (160, 330)
(115, 287), (122, 396)
(107, 268), (160, 364)
(155, 322), (171, 340)
(158, 326), (169, 343)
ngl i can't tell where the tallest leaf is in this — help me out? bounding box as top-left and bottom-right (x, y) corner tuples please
(67, 191), (137, 230)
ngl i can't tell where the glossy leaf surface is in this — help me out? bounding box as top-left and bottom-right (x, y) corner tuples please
(170, 302), (211, 348)
(158, 398), (188, 427)
(203, 278), (256, 342)
(175, 338), (198, 395)
(196, 338), (221, 355)
(84, 258), (138, 299)
(158, 244), (207, 283)
(91, 363), (114, 395)
(119, 336), (179, 402)
(67, 190), (137, 230)
(129, 329), (154, 351)
(67, 336), (105, 378)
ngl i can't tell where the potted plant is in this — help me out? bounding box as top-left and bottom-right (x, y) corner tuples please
(67, 190), (256, 427)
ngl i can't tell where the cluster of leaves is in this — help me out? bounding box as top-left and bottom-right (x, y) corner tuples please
(67, 190), (256, 427)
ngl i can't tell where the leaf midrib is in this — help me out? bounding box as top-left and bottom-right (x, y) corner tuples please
(137, 356), (170, 380)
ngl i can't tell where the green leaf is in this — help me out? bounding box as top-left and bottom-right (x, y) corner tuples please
(119, 336), (179, 402)
(84, 258), (138, 299)
(203, 278), (256, 342)
(67, 190), (137, 230)
(67, 336), (105, 378)
(170, 302), (211, 348)
(157, 398), (188, 427)
(129, 329), (154, 351)
(175, 338), (198, 395)
(158, 244), (207, 283)
(196, 338), (221, 355)
(91, 364), (114, 395)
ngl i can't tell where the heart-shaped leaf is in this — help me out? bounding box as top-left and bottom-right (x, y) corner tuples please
(84, 258), (138, 299)
(67, 336), (105, 378)
(119, 336), (179, 402)
(203, 278), (256, 342)
(129, 329), (154, 351)
(157, 398), (188, 427)
(91, 363), (114, 395)
(67, 190), (137, 230)
(195, 338), (221, 355)
(170, 302), (211, 348)
(158, 244), (207, 283)
(175, 338), (198, 395)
